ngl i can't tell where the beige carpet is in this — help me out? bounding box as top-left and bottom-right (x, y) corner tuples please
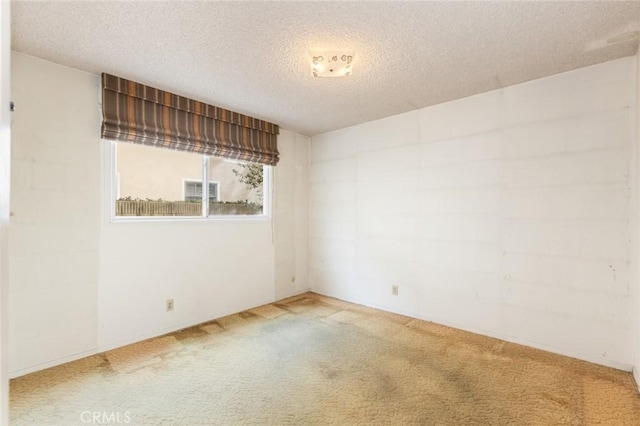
(10, 293), (640, 425)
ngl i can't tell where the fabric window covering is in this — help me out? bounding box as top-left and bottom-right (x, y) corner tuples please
(101, 73), (280, 166)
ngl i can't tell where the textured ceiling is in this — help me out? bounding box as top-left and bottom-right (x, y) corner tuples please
(11, 1), (640, 136)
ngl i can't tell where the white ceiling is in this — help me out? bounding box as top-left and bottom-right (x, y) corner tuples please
(11, 1), (640, 136)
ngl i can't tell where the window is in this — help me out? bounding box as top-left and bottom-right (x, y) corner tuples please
(184, 181), (219, 203)
(112, 141), (268, 218)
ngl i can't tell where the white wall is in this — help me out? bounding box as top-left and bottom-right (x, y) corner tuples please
(274, 130), (310, 300)
(634, 48), (640, 387)
(98, 220), (276, 349)
(10, 53), (101, 375)
(310, 57), (636, 370)
(10, 52), (309, 375)
(0, 2), (11, 423)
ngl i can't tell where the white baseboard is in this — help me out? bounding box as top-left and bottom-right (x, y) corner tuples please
(309, 289), (633, 372)
(16, 288), (627, 379)
(634, 367), (640, 391)
(9, 347), (100, 379)
(10, 292), (307, 379)
(96, 294), (280, 355)
(412, 311), (632, 371)
(275, 287), (310, 301)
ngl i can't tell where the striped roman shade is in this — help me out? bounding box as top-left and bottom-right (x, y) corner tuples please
(101, 74), (280, 165)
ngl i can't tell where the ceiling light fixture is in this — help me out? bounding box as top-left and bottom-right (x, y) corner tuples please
(309, 50), (355, 78)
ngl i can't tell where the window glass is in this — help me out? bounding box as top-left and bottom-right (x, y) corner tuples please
(208, 158), (264, 216)
(113, 142), (266, 218)
(115, 142), (203, 216)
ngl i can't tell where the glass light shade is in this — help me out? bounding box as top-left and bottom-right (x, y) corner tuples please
(309, 50), (355, 78)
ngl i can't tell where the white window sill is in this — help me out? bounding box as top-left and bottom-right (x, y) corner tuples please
(109, 215), (271, 224)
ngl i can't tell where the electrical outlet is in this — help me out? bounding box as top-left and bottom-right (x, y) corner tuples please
(392, 285), (399, 296)
(166, 299), (174, 312)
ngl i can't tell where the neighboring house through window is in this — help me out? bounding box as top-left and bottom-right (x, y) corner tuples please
(184, 180), (219, 202)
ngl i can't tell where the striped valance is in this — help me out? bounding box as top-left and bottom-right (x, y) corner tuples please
(101, 74), (280, 166)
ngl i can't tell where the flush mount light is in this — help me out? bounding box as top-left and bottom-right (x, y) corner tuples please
(309, 50), (355, 78)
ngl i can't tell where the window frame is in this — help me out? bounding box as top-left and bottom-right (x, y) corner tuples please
(108, 140), (271, 222)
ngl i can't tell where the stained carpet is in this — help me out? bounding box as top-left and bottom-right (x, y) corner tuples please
(10, 293), (640, 425)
